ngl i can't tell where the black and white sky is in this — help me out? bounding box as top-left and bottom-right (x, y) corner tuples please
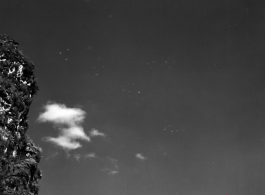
(1, 0), (265, 195)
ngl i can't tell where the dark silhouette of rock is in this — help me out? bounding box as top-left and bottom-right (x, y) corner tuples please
(0, 34), (42, 195)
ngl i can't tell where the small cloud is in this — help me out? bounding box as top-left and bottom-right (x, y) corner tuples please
(108, 157), (118, 169)
(74, 153), (81, 162)
(136, 153), (146, 161)
(101, 157), (119, 175)
(102, 168), (118, 175)
(90, 128), (106, 137)
(84, 153), (96, 158)
(37, 102), (90, 150)
(45, 152), (58, 161)
(109, 170), (118, 175)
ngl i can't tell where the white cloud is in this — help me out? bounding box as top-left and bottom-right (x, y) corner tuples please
(38, 102), (86, 126)
(136, 153), (146, 160)
(108, 170), (118, 175)
(38, 102), (90, 150)
(107, 157), (118, 169)
(45, 152), (58, 161)
(102, 168), (118, 175)
(101, 157), (119, 175)
(74, 153), (81, 162)
(89, 128), (106, 137)
(84, 153), (96, 158)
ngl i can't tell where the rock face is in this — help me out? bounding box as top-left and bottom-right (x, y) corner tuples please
(0, 35), (42, 195)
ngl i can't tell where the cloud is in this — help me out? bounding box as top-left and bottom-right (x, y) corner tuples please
(101, 157), (119, 175)
(102, 168), (118, 175)
(84, 153), (96, 158)
(45, 152), (58, 161)
(89, 128), (106, 137)
(74, 153), (81, 162)
(38, 102), (90, 150)
(108, 170), (118, 175)
(37, 102), (86, 126)
(136, 153), (146, 160)
(108, 157), (118, 169)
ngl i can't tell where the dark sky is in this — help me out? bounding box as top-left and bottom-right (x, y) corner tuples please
(1, 0), (265, 195)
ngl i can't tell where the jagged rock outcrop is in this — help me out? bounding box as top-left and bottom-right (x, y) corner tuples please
(0, 34), (42, 195)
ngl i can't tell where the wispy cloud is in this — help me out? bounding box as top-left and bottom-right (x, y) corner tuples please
(84, 153), (96, 158)
(89, 128), (106, 137)
(108, 157), (118, 169)
(38, 102), (90, 150)
(45, 152), (59, 161)
(74, 153), (81, 162)
(136, 153), (146, 160)
(102, 168), (118, 175)
(101, 157), (119, 175)
(108, 170), (118, 175)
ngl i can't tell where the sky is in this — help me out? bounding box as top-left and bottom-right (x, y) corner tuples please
(1, 0), (265, 195)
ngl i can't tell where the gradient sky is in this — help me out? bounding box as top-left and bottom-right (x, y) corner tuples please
(1, 0), (265, 195)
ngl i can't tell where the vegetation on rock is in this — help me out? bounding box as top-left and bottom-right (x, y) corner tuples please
(0, 34), (42, 195)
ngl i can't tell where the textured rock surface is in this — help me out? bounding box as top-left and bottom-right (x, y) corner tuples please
(0, 35), (42, 195)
